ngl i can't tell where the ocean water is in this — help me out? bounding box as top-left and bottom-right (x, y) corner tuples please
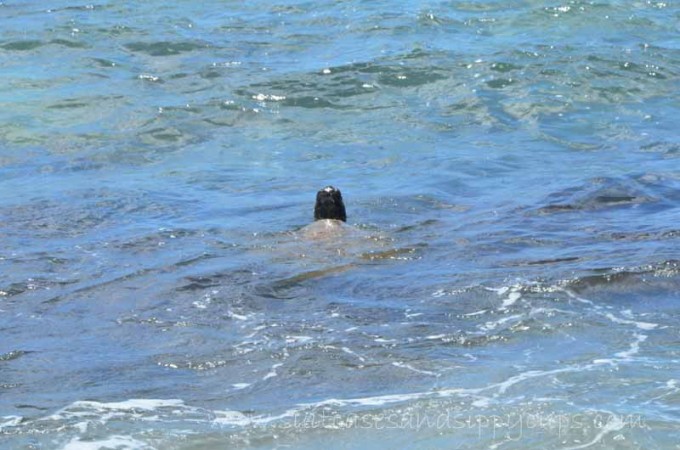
(1, 0), (679, 448)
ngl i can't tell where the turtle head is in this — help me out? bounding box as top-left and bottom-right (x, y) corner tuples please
(314, 186), (347, 222)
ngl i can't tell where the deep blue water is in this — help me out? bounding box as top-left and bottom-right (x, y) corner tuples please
(1, 1), (679, 449)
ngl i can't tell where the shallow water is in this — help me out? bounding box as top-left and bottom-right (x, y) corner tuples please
(1, 1), (679, 449)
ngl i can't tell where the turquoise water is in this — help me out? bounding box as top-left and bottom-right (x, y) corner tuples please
(1, 1), (679, 448)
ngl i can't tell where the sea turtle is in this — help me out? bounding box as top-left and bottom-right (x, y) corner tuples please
(258, 186), (422, 290)
(314, 185), (347, 222)
(300, 186), (353, 240)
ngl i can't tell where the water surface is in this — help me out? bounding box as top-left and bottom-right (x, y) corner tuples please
(1, 1), (679, 448)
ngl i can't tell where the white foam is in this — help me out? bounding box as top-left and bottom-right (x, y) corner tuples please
(138, 74), (159, 82)
(480, 313), (523, 331)
(484, 367), (575, 395)
(615, 333), (647, 359)
(285, 335), (313, 344)
(604, 313), (657, 330)
(0, 415), (22, 429)
(44, 399), (180, 425)
(642, 378), (679, 404)
(213, 410), (253, 427)
(592, 358), (616, 365)
(226, 310), (249, 321)
(562, 289), (596, 306)
(501, 291), (522, 309)
(471, 397), (492, 408)
(22, 359), (606, 437)
(252, 93), (286, 102)
(424, 334), (446, 340)
(232, 383), (250, 390)
(312, 391), (437, 408)
(6, 399), (192, 448)
(485, 286), (509, 295)
(70, 399), (184, 412)
(262, 363), (283, 380)
(63, 435), (150, 450)
(212, 406), (303, 428)
(341, 346), (366, 362)
(392, 361), (438, 376)
(276, 365), (583, 412)
(563, 412), (626, 450)
(244, 407), (300, 426)
(462, 309), (488, 317)
(46, 398), (290, 431)
(563, 289), (658, 331)
(594, 333), (649, 365)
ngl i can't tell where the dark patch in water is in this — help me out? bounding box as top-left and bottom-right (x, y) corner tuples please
(0, 350), (31, 362)
(604, 229), (680, 242)
(177, 276), (222, 292)
(593, 195), (637, 204)
(394, 219), (440, 233)
(534, 204), (577, 214)
(47, 100), (89, 110)
(490, 62), (523, 73)
(360, 246), (423, 262)
(89, 57), (119, 68)
(174, 270), (257, 294)
(0, 191), (179, 239)
(41, 268), (156, 305)
(532, 176), (659, 215)
(124, 41), (209, 56)
(377, 68), (447, 87)
(280, 265), (354, 284)
(0, 278), (76, 299)
(49, 39), (88, 49)
(0, 283), (31, 297)
(1, 40), (43, 51)
(486, 78), (516, 89)
(567, 260), (680, 291)
(235, 51), (451, 110)
(640, 141), (680, 156)
(512, 256), (581, 266)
